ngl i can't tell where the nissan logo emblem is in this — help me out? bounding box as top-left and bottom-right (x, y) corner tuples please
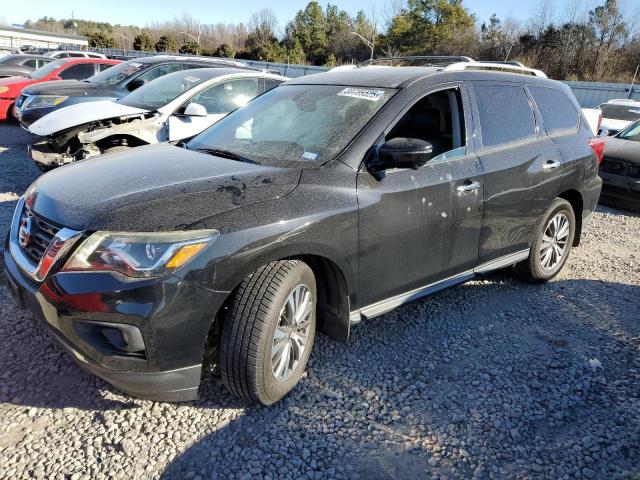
(18, 217), (33, 249)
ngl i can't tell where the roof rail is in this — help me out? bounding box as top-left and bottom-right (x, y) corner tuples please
(360, 55), (475, 67)
(443, 61), (547, 78)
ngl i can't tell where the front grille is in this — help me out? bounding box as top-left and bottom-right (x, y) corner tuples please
(19, 206), (61, 264)
(16, 94), (27, 109)
(600, 158), (640, 180)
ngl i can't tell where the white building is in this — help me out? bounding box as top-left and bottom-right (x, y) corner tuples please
(0, 26), (88, 51)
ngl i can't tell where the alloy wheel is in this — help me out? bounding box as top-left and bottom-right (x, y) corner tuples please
(271, 284), (313, 382)
(540, 212), (570, 271)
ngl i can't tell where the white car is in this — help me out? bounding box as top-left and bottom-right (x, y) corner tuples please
(46, 50), (108, 59)
(28, 68), (287, 170)
(596, 99), (640, 135)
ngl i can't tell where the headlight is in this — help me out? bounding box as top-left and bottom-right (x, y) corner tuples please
(62, 230), (219, 278)
(0, 86), (9, 95)
(25, 95), (69, 109)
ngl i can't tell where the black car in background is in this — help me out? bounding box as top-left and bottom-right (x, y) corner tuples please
(0, 54), (53, 78)
(15, 55), (256, 126)
(599, 120), (640, 211)
(4, 62), (603, 405)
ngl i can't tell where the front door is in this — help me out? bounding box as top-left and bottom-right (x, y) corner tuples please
(357, 84), (484, 307)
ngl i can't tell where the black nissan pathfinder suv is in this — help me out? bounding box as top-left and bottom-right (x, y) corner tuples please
(3, 60), (604, 404)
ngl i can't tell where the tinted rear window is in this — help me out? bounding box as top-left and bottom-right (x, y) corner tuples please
(474, 84), (537, 148)
(600, 104), (640, 122)
(529, 86), (579, 134)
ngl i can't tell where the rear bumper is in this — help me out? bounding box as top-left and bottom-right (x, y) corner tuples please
(3, 232), (228, 402)
(599, 172), (640, 212)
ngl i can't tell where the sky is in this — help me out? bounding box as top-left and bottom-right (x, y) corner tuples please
(6, 0), (557, 29)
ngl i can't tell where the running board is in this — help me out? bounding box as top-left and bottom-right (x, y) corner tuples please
(349, 249), (529, 324)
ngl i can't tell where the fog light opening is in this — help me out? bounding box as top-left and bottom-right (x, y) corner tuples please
(75, 320), (146, 358)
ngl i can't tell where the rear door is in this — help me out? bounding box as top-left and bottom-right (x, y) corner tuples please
(469, 81), (565, 264)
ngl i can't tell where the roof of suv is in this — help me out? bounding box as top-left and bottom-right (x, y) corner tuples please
(288, 64), (563, 90)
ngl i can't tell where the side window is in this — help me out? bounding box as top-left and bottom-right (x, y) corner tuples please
(98, 63), (114, 72)
(386, 87), (467, 161)
(23, 59), (37, 68)
(37, 59), (52, 68)
(262, 78), (283, 93)
(69, 53), (85, 57)
(474, 84), (536, 148)
(188, 79), (259, 114)
(135, 64), (182, 84)
(529, 86), (579, 134)
(59, 63), (97, 80)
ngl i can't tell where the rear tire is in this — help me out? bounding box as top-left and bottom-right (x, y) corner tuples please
(516, 198), (575, 282)
(220, 260), (316, 405)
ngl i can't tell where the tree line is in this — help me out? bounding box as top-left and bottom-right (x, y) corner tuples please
(17, 0), (640, 82)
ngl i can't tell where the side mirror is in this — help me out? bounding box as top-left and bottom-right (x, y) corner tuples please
(183, 102), (207, 117)
(127, 78), (146, 91)
(377, 137), (433, 170)
(48, 75), (62, 81)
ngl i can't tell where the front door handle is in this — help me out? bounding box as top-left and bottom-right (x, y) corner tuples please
(456, 180), (480, 195)
(542, 160), (561, 171)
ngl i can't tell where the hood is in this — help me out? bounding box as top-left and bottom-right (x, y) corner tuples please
(29, 143), (301, 231)
(22, 79), (123, 97)
(603, 136), (640, 165)
(28, 100), (149, 136)
(0, 75), (33, 93)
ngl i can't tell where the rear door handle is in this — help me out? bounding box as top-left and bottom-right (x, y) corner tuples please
(456, 180), (480, 195)
(542, 160), (561, 171)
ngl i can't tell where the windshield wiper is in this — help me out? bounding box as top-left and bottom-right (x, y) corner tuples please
(192, 147), (257, 164)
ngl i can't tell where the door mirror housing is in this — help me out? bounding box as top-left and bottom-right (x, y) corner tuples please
(377, 137), (433, 170)
(183, 102), (208, 117)
(126, 77), (146, 91)
(48, 75), (62, 81)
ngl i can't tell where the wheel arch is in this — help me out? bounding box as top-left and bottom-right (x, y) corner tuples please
(558, 189), (584, 246)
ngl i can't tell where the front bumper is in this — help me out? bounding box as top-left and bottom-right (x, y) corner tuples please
(3, 232), (228, 402)
(14, 105), (51, 127)
(28, 140), (70, 171)
(599, 172), (640, 212)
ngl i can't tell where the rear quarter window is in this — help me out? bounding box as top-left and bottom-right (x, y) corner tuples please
(529, 86), (579, 134)
(474, 84), (537, 148)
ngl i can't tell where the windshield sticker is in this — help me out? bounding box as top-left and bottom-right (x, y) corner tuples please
(130, 62), (143, 67)
(301, 151), (319, 161)
(183, 76), (201, 83)
(337, 88), (385, 102)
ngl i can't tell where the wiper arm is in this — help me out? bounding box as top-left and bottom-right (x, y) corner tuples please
(193, 148), (256, 164)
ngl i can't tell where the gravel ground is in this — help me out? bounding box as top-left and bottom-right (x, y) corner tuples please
(0, 124), (639, 480)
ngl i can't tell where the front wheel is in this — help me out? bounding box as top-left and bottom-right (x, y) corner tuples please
(516, 198), (575, 282)
(220, 260), (316, 405)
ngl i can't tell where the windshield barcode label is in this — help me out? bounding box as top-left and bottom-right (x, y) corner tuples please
(337, 88), (385, 101)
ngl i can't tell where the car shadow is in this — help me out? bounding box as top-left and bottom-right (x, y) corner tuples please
(2, 275), (636, 476)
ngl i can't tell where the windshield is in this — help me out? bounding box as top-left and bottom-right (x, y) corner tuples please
(600, 103), (640, 122)
(87, 60), (146, 86)
(28, 59), (65, 79)
(118, 70), (208, 110)
(618, 120), (640, 141)
(187, 84), (394, 167)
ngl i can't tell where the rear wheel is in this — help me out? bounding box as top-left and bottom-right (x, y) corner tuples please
(516, 198), (575, 282)
(220, 260), (316, 405)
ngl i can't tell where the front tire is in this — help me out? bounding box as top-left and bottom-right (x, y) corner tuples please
(220, 260), (317, 405)
(516, 198), (575, 282)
